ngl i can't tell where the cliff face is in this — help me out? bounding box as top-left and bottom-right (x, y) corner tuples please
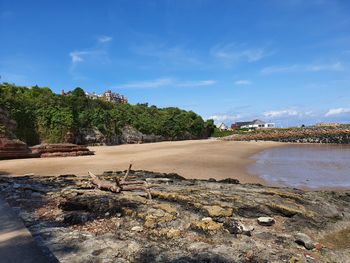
(0, 108), (17, 139)
(224, 126), (350, 144)
(68, 125), (202, 146)
(0, 108), (36, 159)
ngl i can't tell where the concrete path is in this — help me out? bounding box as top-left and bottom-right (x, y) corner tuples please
(0, 197), (55, 263)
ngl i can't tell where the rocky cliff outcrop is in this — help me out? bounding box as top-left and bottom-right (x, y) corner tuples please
(120, 125), (165, 144)
(0, 108), (17, 139)
(69, 125), (196, 146)
(31, 143), (94, 158)
(0, 138), (39, 159)
(224, 126), (350, 144)
(0, 108), (37, 159)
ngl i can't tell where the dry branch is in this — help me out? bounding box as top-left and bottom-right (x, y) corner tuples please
(88, 164), (152, 199)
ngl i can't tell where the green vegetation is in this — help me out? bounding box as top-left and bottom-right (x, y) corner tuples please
(211, 128), (235, 137)
(0, 83), (215, 145)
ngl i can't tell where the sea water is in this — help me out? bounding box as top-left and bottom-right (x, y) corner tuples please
(248, 144), (350, 189)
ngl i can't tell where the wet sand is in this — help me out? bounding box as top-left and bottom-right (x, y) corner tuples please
(0, 140), (282, 184)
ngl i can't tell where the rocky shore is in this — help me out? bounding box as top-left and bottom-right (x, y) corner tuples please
(0, 171), (349, 262)
(223, 126), (350, 144)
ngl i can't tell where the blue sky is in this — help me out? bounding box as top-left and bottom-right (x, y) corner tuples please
(1, 0), (350, 127)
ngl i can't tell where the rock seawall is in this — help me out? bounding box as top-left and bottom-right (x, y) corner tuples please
(224, 126), (350, 144)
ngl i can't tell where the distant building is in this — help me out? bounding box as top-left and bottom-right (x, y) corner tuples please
(62, 89), (128, 104)
(85, 91), (100, 100)
(231, 119), (275, 129)
(61, 89), (73, 96)
(217, 122), (228, 131)
(102, 90), (128, 104)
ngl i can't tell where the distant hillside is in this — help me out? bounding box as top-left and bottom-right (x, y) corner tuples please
(0, 83), (214, 145)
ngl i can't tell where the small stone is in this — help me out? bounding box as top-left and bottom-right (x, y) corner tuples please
(224, 218), (242, 235)
(131, 226), (143, 232)
(201, 217), (213, 222)
(295, 232), (315, 250)
(223, 218), (254, 236)
(241, 224), (254, 236)
(257, 217), (275, 226)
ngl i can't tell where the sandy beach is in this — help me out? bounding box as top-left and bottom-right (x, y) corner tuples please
(0, 139), (282, 184)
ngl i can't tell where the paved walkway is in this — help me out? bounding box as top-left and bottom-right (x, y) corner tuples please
(0, 197), (55, 263)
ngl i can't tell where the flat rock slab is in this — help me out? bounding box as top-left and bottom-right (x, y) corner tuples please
(0, 197), (55, 263)
(257, 216), (275, 226)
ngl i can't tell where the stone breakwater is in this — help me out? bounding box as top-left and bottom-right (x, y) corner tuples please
(0, 171), (349, 262)
(223, 126), (350, 144)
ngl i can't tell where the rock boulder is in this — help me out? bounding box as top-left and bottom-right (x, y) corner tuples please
(31, 143), (94, 158)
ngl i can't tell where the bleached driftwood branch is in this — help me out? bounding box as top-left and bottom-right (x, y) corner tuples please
(88, 164), (152, 199)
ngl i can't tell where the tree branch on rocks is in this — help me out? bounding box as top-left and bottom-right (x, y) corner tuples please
(88, 164), (152, 199)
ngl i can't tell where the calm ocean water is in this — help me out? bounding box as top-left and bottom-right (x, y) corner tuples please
(248, 144), (350, 189)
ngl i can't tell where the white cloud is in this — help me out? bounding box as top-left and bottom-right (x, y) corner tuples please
(69, 50), (108, 65)
(131, 43), (201, 66)
(69, 51), (86, 63)
(69, 35), (112, 69)
(263, 109), (299, 118)
(207, 114), (242, 124)
(119, 78), (173, 89)
(118, 78), (216, 89)
(98, 35), (113, 43)
(261, 62), (345, 75)
(176, 80), (216, 87)
(261, 65), (299, 75)
(211, 43), (271, 64)
(307, 62), (345, 72)
(325, 108), (350, 117)
(234, 80), (251, 85)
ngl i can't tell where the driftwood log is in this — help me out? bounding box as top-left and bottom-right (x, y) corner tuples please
(88, 164), (152, 199)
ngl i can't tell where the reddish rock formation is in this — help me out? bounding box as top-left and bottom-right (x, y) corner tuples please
(0, 137), (38, 159)
(31, 143), (94, 158)
(0, 108), (37, 160)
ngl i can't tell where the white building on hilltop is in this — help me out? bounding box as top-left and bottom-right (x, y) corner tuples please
(217, 122), (228, 131)
(232, 119), (275, 129)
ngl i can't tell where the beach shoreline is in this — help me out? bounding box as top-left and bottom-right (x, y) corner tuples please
(0, 139), (283, 185)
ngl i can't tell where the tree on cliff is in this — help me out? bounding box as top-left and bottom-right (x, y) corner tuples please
(0, 83), (214, 145)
